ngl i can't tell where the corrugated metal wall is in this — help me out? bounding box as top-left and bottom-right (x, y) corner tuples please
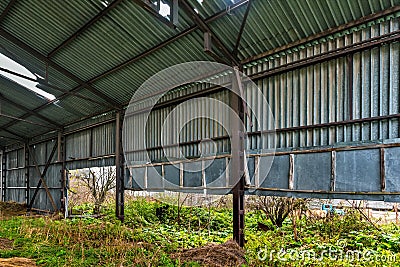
(125, 14), (400, 201)
(244, 15), (400, 150)
(3, 12), (400, 205)
(2, 117), (117, 210)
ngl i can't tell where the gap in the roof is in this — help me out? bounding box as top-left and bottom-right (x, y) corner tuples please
(0, 53), (55, 101)
(159, 1), (170, 17)
(197, 0), (203, 4)
(101, 1), (109, 7)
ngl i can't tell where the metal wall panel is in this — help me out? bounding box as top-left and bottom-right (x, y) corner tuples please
(126, 15), (400, 201)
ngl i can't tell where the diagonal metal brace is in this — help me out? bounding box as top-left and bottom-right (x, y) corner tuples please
(27, 142), (58, 212)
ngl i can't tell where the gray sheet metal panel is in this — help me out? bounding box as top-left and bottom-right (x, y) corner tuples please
(335, 149), (381, 192)
(128, 167), (146, 189)
(147, 166), (163, 191)
(384, 147), (400, 192)
(294, 152), (331, 191)
(250, 190), (400, 202)
(5, 188), (25, 203)
(205, 158), (227, 187)
(126, 90), (231, 163)
(91, 122), (115, 157)
(183, 162), (202, 187)
(6, 169), (25, 187)
(244, 16), (400, 151)
(260, 155), (289, 189)
(66, 157), (115, 170)
(29, 189), (62, 211)
(65, 131), (91, 159)
(164, 164), (180, 189)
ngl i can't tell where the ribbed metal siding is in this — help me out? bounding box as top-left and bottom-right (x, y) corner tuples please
(244, 16), (400, 150)
(125, 90), (230, 162)
(65, 131), (90, 160)
(92, 122), (115, 157)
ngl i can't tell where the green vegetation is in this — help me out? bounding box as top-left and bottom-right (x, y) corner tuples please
(0, 199), (400, 266)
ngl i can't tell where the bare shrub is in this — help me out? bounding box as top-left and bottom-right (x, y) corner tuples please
(257, 196), (308, 227)
(70, 166), (116, 214)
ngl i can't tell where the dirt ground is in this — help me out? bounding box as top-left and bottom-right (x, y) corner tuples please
(0, 201), (27, 219)
(0, 258), (36, 267)
(172, 240), (246, 267)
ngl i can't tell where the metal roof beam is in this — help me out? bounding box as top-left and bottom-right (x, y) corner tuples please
(47, 0), (124, 58)
(0, 128), (25, 141)
(0, 29), (121, 109)
(233, 0), (252, 57)
(0, 0), (17, 22)
(0, 0), (248, 136)
(0, 93), (62, 129)
(180, 0), (240, 66)
(89, 0), (249, 82)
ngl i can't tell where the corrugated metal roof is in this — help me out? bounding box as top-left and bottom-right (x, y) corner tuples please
(0, 0), (399, 146)
(237, 0), (400, 59)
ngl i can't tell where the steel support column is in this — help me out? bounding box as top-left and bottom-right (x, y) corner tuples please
(58, 132), (67, 217)
(231, 67), (245, 247)
(24, 143), (29, 205)
(1, 150), (6, 201)
(115, 111), (125, 221)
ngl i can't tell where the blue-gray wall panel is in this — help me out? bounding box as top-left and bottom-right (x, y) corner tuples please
(294, 152), (331, 191)
(336, 149), (381, 192)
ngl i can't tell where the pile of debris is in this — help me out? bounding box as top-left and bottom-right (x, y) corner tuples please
(0, 201), (27, 218)
(172, 240), (246, 267)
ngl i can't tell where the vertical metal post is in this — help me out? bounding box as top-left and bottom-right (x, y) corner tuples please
(116, 111), (125, 221)
(58, 132), (67, 217)
(1, 150), (6, 201)
(24, 143), (29, 206)
(231, 67), (245, 247)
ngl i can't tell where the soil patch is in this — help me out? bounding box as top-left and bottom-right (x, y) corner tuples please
(172, 240), (246, 267)
(0, 257), (36, 266)
(0, 238), (13, 250)
(0, 201), (27, 219)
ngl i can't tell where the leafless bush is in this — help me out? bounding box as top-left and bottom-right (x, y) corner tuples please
(257, 196), (308, 227)
(70, 166), (116, 214)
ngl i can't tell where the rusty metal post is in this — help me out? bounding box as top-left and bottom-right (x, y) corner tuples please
(1, 150), (6, 201)
(115, 111), (125, 221)
(231, 67), (245, 247)
(24, 143), (29, 206)
(58, 132), (67, 217)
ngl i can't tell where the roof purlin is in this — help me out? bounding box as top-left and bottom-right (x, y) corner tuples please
(47, 0), (124, 58)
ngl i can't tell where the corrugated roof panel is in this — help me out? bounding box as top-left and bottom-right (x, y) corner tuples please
(237, 0), (400, 60)
(92, 31), (213, 104)
(0, 76), (48, 110)
(7, 120), (48, 138)
(37, 104), (77, 126)
(51, 1), (192, 81)
(0, 35), (79, 93)
(0, 0), (10, 15)
(1, 0), (106, 55)
(57, 94), (105, 118)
